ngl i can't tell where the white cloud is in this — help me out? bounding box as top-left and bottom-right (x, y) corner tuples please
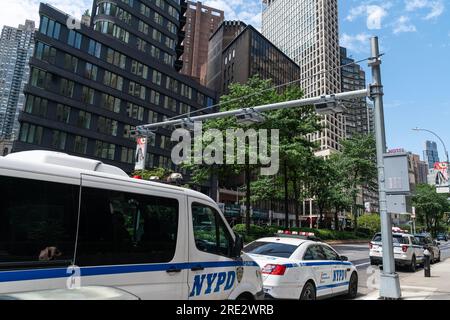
(203, 0), (262, 27)
(340, 33), (372, 53)
(393, 16), (417, 34)
(405, 0), (445, 20)
(0, 0), (91, 29)
(346, 4), (389, 30)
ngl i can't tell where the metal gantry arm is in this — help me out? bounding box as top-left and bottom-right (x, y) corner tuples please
(135, 89), (369, 134)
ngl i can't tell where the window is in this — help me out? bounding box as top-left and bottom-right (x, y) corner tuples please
(35, 42), (56, 64)
(94, 141), (115, 160)
(121, 147), (134, 164)
(243, 242), (297, 258)
(103, 71), (123, 91)
(56, 104), (70, 123)
(51, 130), (67, 150)
(88, 39), (102, 58)
(131, 60), (148, 79)
(100, 94), (121, 113)
(63, 54), (78, 73)
(97, 117), (118, 136)
(84, 63), (98, 80)
(67, 30), (82, 49)
(31, 68), (52, 89)
(148, 110), (158, 123)
(128, 81), (146, 100)
(25, 96), (47, 117)
(321, 245), (340, 261)
(60, 79), (74, 97)
(0, 176), (78, 270)
(152, 71), (162, 85)
(77, 111), (91, 129)
(39, 16), (61, 39)
(73, 136), (88, 154)
(126, 103), (144, 120)
(106, 48), (126, 69)
(19, 123), (43, 145)
(303, 245), (326, 261)
(76, 188), (179, 266)
(81, 86), (95, 105)
(191, 203), (233, 257)
(150, 90), (160, 105)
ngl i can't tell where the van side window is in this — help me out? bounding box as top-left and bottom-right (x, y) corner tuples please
(0, 176), (78, 270)
(76, 187), (179, 266)
(192, 203), (233, 257)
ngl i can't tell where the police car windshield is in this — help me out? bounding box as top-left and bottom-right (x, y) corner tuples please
(243, 241), (297, 258)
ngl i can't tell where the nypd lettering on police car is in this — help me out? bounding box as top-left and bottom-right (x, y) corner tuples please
(189, 271), (236, 297)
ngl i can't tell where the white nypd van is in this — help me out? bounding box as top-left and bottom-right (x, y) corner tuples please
(0, 151), (263, 300)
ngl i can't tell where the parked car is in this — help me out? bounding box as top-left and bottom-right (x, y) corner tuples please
(370, 232), (424, 272)
(436, 233), (448, 242)
(414, 234), (441, 263)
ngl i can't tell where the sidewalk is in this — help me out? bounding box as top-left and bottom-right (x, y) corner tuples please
(360, 258), (450, 300)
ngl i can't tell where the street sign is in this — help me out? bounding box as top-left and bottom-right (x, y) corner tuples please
(134, 137), (147, 170)
(411, 206), (416, 219)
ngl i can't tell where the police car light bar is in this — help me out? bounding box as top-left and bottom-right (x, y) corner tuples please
(276, 230), (315, 237)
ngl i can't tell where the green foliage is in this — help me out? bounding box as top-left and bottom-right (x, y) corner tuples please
(357, 214), (381, 235)
(413, 184), (449, 237)
(232, 224), (370, 243)
(132, 168), (171, 180)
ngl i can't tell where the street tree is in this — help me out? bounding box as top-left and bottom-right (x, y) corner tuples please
(413, 184), (450, 237)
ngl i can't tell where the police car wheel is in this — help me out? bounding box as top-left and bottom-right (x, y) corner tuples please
(409, 256), (416, 272)
(300, 282), (316, 301)
(347, 273), (358, 299)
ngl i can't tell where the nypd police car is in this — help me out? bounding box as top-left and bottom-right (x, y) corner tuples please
(243, 232), (358, 300)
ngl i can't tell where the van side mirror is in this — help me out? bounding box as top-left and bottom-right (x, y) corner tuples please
(233, 233), (244, 258)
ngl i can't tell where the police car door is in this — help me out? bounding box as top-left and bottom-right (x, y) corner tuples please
(188, 199), (238, 300)
(321, 244), (350, 295)
(303, 244), (334, 297)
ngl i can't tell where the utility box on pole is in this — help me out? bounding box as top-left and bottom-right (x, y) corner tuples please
(384, 152), (414, 225)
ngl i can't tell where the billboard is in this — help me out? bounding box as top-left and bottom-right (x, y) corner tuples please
(134, 137), (147, 170)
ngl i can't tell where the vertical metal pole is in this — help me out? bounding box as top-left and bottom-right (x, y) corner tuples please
(369, 37), (402, 299)
(309, 199), (313, 229)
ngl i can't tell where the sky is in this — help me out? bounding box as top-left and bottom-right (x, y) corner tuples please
(0, 0), (449, 161)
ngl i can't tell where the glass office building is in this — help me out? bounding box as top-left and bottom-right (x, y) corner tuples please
(13, 1), (216, 173)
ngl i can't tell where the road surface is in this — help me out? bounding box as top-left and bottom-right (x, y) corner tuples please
(331, 240), (450, 298)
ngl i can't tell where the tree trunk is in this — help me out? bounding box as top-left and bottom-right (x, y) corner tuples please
(293, 178), (300, 228)
(284, 159), (289, 229)
(245, 163), (251, 234)
(334, 208), (339, 231)
(353, 196), (358, 231)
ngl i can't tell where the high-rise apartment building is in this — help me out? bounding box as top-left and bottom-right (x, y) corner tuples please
(13, 1), (216, 173)
(0, 20), (35, 140)
(423, 140), (440, 169)
(340, 46), (371, 137)
(262, 0), (344, 157)
(206, 21), (300, 95)
(181, 1), (224, 84)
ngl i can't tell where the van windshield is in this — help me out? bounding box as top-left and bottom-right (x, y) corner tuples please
(243, 241), (297, 258)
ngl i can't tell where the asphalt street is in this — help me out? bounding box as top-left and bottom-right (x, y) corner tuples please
(331, 240), (450, 298)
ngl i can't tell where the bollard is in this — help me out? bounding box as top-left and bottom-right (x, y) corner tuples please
(423, 249), (431, 277)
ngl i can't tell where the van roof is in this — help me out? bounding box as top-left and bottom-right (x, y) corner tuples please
(0, 151), (214, 202)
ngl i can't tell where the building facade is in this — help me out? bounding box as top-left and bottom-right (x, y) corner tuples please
(206, 22), (300, 95)
(262, 0), (344, 157)
(0, 20), (35, 140)
(423, 140), (440, 169)
(181, 1), (224, 83)
(340, 46), (371, 137)
(13, 1), (216, 173)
